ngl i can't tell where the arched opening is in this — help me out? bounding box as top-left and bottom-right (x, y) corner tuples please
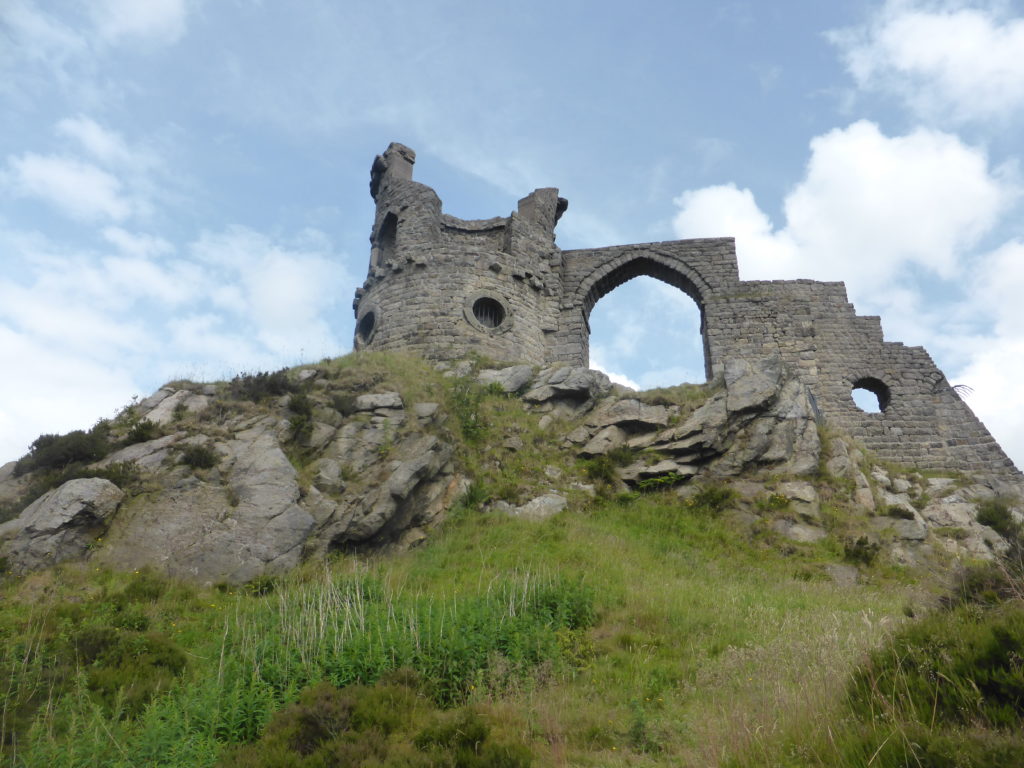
(374, 212), (398, 267)
(587, 272), (708, 389)
(356, 311), (376, 344)
(851, 377), (890, 414)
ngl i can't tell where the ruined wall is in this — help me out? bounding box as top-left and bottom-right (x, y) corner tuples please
(353, 143), (1020, 480)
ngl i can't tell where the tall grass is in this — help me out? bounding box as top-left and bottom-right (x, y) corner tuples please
(1, 566), (592, 767)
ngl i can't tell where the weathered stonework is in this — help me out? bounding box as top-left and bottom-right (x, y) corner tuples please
(355, 143), (1021, 481)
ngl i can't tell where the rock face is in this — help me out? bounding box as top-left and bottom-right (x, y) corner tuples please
(0, 478), (124, 575)
(557, 357), (821, 485)
(1, 355), (1021, 583)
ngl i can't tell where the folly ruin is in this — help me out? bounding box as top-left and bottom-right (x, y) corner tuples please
(353, 143), (1019, 479)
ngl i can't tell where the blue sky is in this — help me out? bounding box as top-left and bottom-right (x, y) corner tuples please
(2, 0), (1024, 469)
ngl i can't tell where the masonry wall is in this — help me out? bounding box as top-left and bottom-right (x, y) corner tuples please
(353, 144), (1021, 481)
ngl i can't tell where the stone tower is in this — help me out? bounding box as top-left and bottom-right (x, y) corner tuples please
(354, 143), (1021, 481)
(354, 142), (567, 364)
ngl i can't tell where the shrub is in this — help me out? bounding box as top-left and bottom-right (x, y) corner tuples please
(124, 418), (160, 445)
(14, 423), (111, 476)
(180, 444), (219, 469)
(847, 601), (1024, 730)
(228, 369), (297, 402)
(220, 679), (532, 768)
(843, 535), (880, 566)
(684, 484), (737, 517)
(976, 498), (1019, 541)
(884, 504), (916, 520)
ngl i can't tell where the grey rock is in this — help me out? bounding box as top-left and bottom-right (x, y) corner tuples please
(891, 478), (913, 494)
(725, 357), (782, 414)
(920, 501), (976, 528)
(873, 518), (927, 541)
(354, 392), (404, 411)
(312, 458), (346, 494)
(511, 493), (567, 521)
(412, 402), (440, 419)
(579, 425), (627, 458)
(524, 366), (611, 406)
(771, 519), (827, 543)
(95, 419), (314, 585)
(478, 364), (534, 394)
(871, 468), (892, 490)
(146, 390), (211, 425)
(619, 460), (696, 484)
(854, 486), (876, 512)
(588, 399), (669, 431)
(826, 455), (852, 479)
(880, 490), (917, 518)
(99, 434), (182, 470)
(303, 422), (337, 452)
(777, 481), (820, 522)
(0, 478), (124, 574)
(824, 563), (860, 587)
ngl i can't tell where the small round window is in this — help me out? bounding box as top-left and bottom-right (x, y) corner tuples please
(472, 297), (505, 329)
(356, 311), (376, 344)
(851, 376), (890, 413)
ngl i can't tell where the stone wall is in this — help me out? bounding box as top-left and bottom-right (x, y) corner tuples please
(353, 143), (1021, 481)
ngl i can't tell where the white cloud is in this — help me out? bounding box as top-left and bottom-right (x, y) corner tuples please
(673, 121), (1014, 297)
(7, 152), (133, 221)
(102, 226), (174, 258)
(0, 222), (353, 463)
(0, 325), (139, 464)
(831, 0), (1024, 121)
(671, 119), (1024, 470)
(57, 116), (136, 165)
(89, 0), (190, 45)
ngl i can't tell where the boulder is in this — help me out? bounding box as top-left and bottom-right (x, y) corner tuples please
(0, 478), (124, 574)
(579, 425), (628, 458)
(95, 419), (314, 585)
(146, 390), (210, 425)
(523, 366), (611, 408)
(478, 365), (534, 394)
(354, 392), (404, 411)
(510, 493), (567, 521)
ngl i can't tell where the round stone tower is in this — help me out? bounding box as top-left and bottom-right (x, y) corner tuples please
(352, 143), (568, 365)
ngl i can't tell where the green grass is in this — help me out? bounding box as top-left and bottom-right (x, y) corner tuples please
(2, 351), (1015, 766)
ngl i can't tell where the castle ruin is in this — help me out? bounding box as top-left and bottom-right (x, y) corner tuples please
(354, 143), (1020, 480)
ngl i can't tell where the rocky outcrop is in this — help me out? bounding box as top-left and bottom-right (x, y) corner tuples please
(556, 357), (821, 484)
(0, 478), (123, 575)
(1, 355), (1021, 583)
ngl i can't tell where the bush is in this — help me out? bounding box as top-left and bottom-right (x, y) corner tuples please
(124, 418), (160, 445)
(14, 423), (111, 476)
(180, 444), (219, 469)
(228, 369), (297, 402)
(847, 601), (1024, 730)
(220, 679), (532, 768)
(843, 535), (880, 566)
(977, 498), (1019, 541)
(684, 484), (737, 517)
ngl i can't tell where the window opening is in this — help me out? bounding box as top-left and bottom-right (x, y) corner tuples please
(357, 311), (376, 343)
(851, 377), (890, 413)
(473, 297), (505, 329)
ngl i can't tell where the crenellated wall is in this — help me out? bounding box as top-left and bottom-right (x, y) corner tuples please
(353, 143), (1021, 480)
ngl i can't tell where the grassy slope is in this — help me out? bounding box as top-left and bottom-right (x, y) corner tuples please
(1, 352), (1017, 766)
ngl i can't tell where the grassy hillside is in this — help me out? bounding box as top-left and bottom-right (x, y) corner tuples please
(2, 353), (1022, 767)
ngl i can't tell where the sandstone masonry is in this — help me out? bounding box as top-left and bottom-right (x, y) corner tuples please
(354, 143), (1021, 481)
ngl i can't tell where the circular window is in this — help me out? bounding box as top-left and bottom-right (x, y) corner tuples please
(356, 311), (376, 344)
(851, 377), (891, 413)
(472, 297), (505, 328)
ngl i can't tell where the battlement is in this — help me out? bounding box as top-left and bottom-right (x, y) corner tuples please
(353, 144), (1021, 480)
